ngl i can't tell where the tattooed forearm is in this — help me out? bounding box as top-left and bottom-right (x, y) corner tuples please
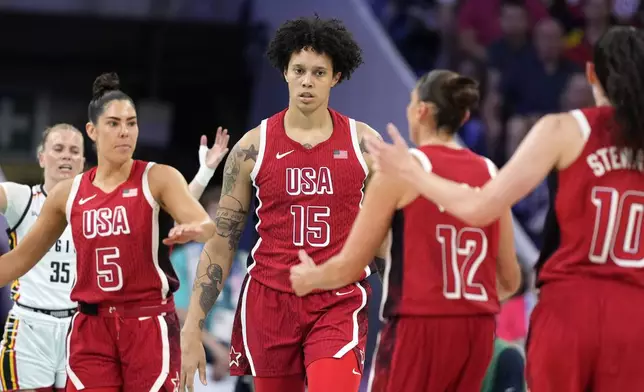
(215, 195), (248, 250)
(194, 250), (224, 330)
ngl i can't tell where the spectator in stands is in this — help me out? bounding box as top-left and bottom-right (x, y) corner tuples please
(502, 17), (579, 156)
(171, 187), (246, 392)
(560, 72), (594, 111)
(483, 0), (534, 160)
(564, 0), (612, 66)
(457, 0), (548, 61)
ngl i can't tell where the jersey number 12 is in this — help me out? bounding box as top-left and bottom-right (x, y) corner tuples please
(436, 225), (489, 301)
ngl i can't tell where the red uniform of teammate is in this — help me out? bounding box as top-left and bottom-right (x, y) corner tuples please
(0, 72), (216, 392)
(66, 160), (181, 391)
(290, 70), (520, 392)
(364, 27), (644, 392)
(181, 17), (387, 392)
(230, 108), (372, 377)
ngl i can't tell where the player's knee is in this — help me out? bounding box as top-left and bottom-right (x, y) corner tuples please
(307, 353), (361, 392)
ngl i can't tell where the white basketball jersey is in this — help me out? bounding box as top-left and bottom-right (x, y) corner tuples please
(1, 182), (76, 310)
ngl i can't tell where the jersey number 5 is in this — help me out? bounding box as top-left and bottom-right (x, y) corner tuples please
(291, 205), (330, 247)
(95, 247), (123, 292)
(590, 187), (644, 267)
(436, 225), (489, 301)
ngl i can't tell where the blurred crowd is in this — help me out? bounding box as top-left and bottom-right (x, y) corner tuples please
(370, 0), (626, 247)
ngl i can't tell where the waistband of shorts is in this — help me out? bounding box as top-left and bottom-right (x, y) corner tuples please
(15, 302), (77, 319)
(78, 296), (175, 318)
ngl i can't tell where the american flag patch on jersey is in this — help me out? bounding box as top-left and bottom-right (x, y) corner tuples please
(333, 149), (348, 159)
(122, 188), (138, 198)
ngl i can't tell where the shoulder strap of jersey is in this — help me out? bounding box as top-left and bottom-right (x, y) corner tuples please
(6, 185), (34, 249)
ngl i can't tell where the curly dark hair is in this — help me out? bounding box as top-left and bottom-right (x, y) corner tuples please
(594, 26), (644, 151)
(266, 16), (364, 83)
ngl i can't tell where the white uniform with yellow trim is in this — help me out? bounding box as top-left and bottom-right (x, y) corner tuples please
(0, 182), (76, 391)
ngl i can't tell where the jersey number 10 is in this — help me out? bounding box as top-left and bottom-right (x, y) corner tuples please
(590, 187), (644, 267)
(436, 225), (489, 302)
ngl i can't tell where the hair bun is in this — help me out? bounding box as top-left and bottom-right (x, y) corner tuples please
(92, 72), (121, 100)
(444, 75), (480, 110)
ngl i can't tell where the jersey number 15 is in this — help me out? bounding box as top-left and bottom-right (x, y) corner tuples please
(291, 205), (331, 247)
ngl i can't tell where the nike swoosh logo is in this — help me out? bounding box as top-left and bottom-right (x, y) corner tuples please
(276, 150), (294, 159)
(352, 368), (361, 375)
(78, 195), (97, 205)
(335, 289), (355, 296)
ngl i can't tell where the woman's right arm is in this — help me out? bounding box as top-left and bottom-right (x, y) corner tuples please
(0, 180), (71, 286)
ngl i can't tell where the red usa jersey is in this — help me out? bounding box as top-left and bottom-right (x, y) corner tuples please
(383, 145), (500, 318)
(537, 107), (644, 288)
(247, 108), (371, 292)
(66, 160), (178, 304)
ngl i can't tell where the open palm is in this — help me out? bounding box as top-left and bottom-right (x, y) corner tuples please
(201, 127), (230, 169)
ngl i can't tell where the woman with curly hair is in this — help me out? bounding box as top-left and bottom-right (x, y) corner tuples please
(180, 15), (388, 392)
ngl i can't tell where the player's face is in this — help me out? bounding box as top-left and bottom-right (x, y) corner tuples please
(39, 128), (85, 183)
(87, 100), (138, 164)
(284, 49), (340, 113)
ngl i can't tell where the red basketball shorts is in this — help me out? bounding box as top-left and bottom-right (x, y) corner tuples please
(368, 315), (495, 392)
(229, 275), (371, 377)
(527, 279), (644, 392)
(65, 311), (181, 392)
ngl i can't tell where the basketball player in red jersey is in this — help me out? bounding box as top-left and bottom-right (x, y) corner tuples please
(180, 16), (388, 392)
(367, 26), (644, 392)
(0, 72), (217, 392)
(290, 70), (521, 392)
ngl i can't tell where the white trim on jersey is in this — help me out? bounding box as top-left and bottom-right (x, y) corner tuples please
(243, 119), (268, 376)
(409, 148), (433, 173)
(348, 118), (372, 278)
(149, 315), (170, 392)
(348, 119), (369, 178)
(366, 330), (383, 392)
(570, 109), (592, 141)
(142, 162), (169, 300)
(249, 119), (268, 182)
(239, 276), (257, 376)
(66, 313), (85, 390)
(65, 174), (83, 224)
(378, 233), (394, 322)
(332, 281), (368, 359)
(484, 158), (498, 178)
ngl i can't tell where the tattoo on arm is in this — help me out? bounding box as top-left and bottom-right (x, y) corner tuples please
(359, 137), (368, 155)
(215, 195), (247, 250)
(194, 250), (224, 330)
(222, 143), (257, 196)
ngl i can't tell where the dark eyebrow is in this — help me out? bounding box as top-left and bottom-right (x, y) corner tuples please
(105, 116), (137, 121)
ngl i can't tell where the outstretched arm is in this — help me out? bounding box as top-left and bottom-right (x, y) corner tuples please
(149, 165), (215, 244)
(291, 171), (404, 295)
(0, 180), (70, 285)
(358, 122), (391, 277)
(183, 129), (257, 332)
(367, 116), (574, 226)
